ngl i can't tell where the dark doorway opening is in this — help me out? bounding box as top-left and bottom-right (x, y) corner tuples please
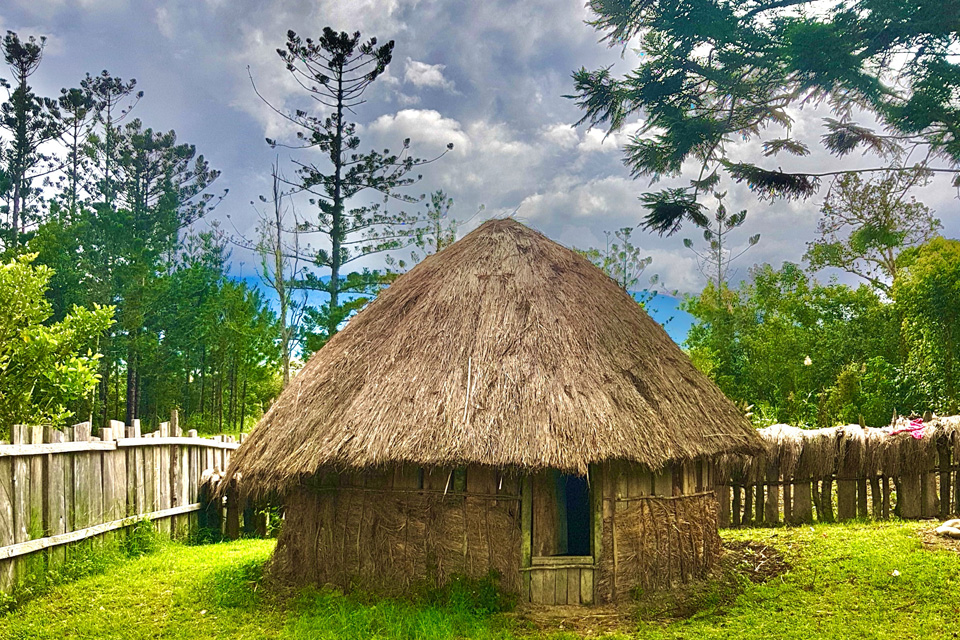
(563, 474), (591, 556)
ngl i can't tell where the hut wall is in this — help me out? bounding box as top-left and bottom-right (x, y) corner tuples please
(268, 464), (523, 595)
(596, 460), (720, 602)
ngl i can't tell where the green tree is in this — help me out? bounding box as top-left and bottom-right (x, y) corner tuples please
(256, 28), (451, 347)
(385, 190), (469, 273)
(83, 70), (141, 208)
(0, 32), (62, 248)
(579, 227), (656, 293)
(894, 237), (960, 413)
(82, 118), (223, 422)
(684, 263), (903, 425)
(805, 172), (940, 293)
(55, 86), (97, 219)
(681, 191), (759, 291)
(0, 254), (114, 436)
(570, 0), (960, 234)
(253, 160), (305, 388)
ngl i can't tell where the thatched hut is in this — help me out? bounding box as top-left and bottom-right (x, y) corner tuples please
(226, 219), (761, 604)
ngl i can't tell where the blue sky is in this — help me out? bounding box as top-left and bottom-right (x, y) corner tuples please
(3, 0), (959, 298)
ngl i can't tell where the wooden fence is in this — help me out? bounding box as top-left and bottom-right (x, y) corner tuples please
(716, 418), (960, 527)
(0, 412), (244, 593)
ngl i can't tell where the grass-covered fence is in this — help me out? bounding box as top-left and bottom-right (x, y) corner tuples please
(716, 417), (960, 527)
(0, 412), (244, 593)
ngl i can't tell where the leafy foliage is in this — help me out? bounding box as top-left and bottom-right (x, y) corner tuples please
(578, 226), (659, 302)
(805, 172), (941, 293)
(0, 254), (114, 435)
(682, 191), (759, 290)
(894, 237), (960, 413)
(683, 263), (905, 426)
(572, 0), (960, 234)
(259, 28), (451, 346)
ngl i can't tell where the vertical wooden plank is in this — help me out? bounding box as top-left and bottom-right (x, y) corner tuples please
(466, 466), (497, 494)
(857, 477), (869, 519)
(554, 568), (567, 605)
(718, 484), (731, 528)
(881, 476), (891, 520)
(783, 482), (793, 524)
(683, 462), (697, 495)
(89, 428), (104, 546)
(135, 444), (146, 517)
(755, 482), (764, 525)
(742, 483), (753, 526)
(922, 472), (938, 518)
(765, 458), (780, 525)
(392, 465), (421, 489)
(732, 485), (741, 527)
(532, 470), (559, 556)
(580, 568), (594, 605)
(567, 567), (580, 605)
(654, 465), (672, 497)
(142, 444), (155, 516)
(899, 475), (921, 519)
(870, 476), (883, 519)
(590, 464), (603, 567)
(626, 462), (641, 498)
(521, 475), (533, 600)
(0, 454), (16, 591)
(530, 569), (544, 604)
(171, 445), (182, 511)
(62, 426), (75, 534)
(157, 423), (172, 537)
(542, 568), (556, 605)
(125, 435), (137, 517)
(821, 477), (835, 523)
(225, 482), (240, 540)
(70, 424), (89, 532)
(939, 442), (951, 519)
(29, 426), (44, 538)
(43, 428), (66, 569)
(189, 441), (200, 504)
(793, 481), (813, 524)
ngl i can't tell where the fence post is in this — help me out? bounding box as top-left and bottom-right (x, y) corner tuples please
(732, 484), (741, 527)
(718, 484), (731, 528)
(765, 459), (780, 525)
(742, 484), (753, 526)
(939, 439), (951, 519)
(793, 480), (812, 524)
(225, 480), (241, 540)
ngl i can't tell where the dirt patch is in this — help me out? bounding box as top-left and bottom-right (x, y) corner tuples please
(513, 604), (634, 636)
(724, 539), (792, 584)
(918, 525), (960, 553)
(516, 540), (792, 633)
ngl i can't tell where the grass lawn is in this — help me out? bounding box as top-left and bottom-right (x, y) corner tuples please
(1, 520), (959, 639)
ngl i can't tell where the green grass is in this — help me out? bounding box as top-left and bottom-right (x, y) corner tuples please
(2, 521), (960, 639)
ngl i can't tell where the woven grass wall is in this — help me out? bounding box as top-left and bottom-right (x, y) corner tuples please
(268, 465), (523, 594)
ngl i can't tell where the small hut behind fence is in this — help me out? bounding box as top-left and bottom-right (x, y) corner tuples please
(225, 218), (761, 604)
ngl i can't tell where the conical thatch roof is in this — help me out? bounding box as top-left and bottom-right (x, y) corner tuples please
(230, 218), (761, 495)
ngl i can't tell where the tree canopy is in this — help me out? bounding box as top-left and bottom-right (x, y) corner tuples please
(571, 0), (960, 233)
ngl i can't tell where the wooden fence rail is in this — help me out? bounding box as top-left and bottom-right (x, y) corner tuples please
(716, 418), (960, 527)
(0, 412), (243, 593)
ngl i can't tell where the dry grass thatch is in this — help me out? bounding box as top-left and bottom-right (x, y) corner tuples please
(228, 218), (760, 495)
(758, 424), (804, 480)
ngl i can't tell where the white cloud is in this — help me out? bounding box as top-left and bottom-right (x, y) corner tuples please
(541, 123), (578, 149)
(368, 109), (470, 155)
(403, 58), (456, 91)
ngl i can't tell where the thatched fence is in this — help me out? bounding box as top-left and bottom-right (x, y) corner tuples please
(716, 417), (960, 527)
(0, 413), (258, 594)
